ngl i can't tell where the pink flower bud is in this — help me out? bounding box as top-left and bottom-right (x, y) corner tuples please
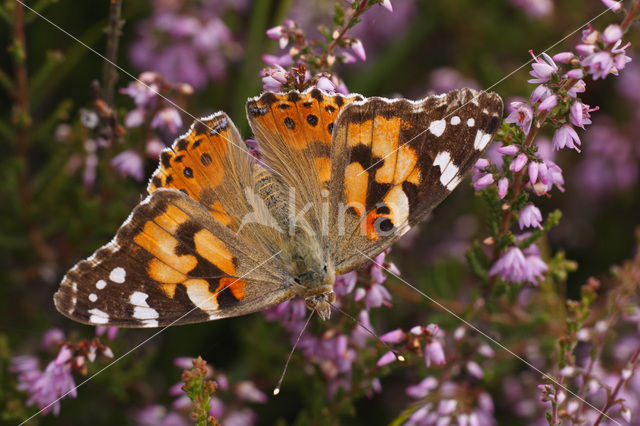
(497, 144), (520, 156)
(351, 39), (366, 61)
(552, 52), (574, 63)
(380, 329), (405, 344)
(377, 351), (397, 367)
(602, 24), (623, 43)
(528, 161), (539, 185)
(564, 68), (584, 79)
(538, 94), (558, 111)
(510, 153), (528, 172)
(601, 0), (623, 12)
(498, 177), (509, 199)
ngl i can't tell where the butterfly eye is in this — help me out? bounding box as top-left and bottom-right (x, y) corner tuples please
(294, 277), (301, 284)
(323, 264), (327, 273)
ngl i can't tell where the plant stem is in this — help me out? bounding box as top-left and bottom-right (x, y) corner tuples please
(12, 1), (56, 265)
(592, 345), (640, 425)
(101, 0), (124, 106)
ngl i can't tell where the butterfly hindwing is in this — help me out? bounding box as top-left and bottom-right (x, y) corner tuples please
(328, 89), (503, 273)
(54, 189), (293, 327)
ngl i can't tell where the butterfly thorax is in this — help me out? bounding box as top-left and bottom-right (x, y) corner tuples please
(253, 166), (336, 319)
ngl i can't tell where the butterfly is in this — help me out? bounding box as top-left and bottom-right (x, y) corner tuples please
(54, 88), (503, 327)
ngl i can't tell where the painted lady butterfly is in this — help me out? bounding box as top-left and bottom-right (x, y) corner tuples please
(54, 88), (503, 327)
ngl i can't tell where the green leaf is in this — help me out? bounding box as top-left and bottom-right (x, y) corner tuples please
(466, 241), (490, 284)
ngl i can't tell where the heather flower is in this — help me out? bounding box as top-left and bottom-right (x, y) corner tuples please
(528, 161), (539, 185)
(380, 328), (405, 344)
(603, 24), (623, 44)
(424, 339), (446, 367)
(235, 381), (268, 403)
(552, 124), (581, 152)
(119, 73), (160, 107)
(474, 158), (490, 170)
(498, 177), (509, 199)
(262, 53), (294, 67)
(135, 406), (189, 426)
(497, 144), (520, 156)
(552, 51), (574, 63)
(351, 310), (374, 347)
(111, 150), (144, 181)
(334, 271), (357, 297)
(315, 76), (336, 92)
(266, 25), (289, 49)
(538, 94), (558, 111)
(95, 326), (118, 341)
(489, 246), (540, 283)
(518, 204), (543, 229)
(528, 52), (558, 84)
(377, 351), (397, 367)
(24, 347), (77, 416)
(611, 40), (632, 72)
(41, 329), (65, 351)
(473, 173), (494, 190)
(406, 377), (438, 398)
(124, 108), (145, 128)
(582, 51), (615, 79)
(509, 0), (553, 18)
(569, 101), (595, 129)
(146, 138), (165, 160)
(261, 65), (288, 91)
(504, 101), (533, 134)
(602, 0), (623, 11)
(509, 153), (528, 172)
(151, 107), (183, 134)
(350, 39), (366, 61)
(530, 84), (552, 104)
(380, 0), (393, 12)
(428, 67), (480, 94)
(567, 79), (586, 97)
(564, 68), (584, 79)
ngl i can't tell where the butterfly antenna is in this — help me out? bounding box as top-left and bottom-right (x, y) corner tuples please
(273, 309), (314, 396)
(328, 302), (405, 363)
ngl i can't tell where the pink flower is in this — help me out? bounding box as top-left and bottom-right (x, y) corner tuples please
(266, 25), (289, 49)
(474, 158), (490, 170)
(567, 79), (586, 98)
(315, 76), (336, 92)
(424, 340), (446, 367)
(41, 329), (65, 351)
(528, 52), (558, 84)
(602, 24), (623, 44)
(380, 0), (393, 12)
(124, 108), (145, 128)
(552, 124), (581, 152)
(498, 177), (509, 199)
(380, 329), (405, 344)
(601, 0), (623, 12)
(351, 39), (366, 61)
(611, 40), (632, 72)
(262, 53), (294, 67)
(235, 381), (267, 404)
(111, 150), (144, 181)
(473, 173), (494, 190)
(406, 377), (438, 398)
(95, 326), (118, 341)
(261, 65), (288, 92)
(505, 101), (533, 134)
(489, 246), (548, 284)
(466, 361), (484, 379)
(538, 94), (558, 111)
(569, 101), (596, 129)
(519, 204), (543, 229)
(552, 52), (574, 63)
(564, 68), (584, 79)
(530, 84), (552, 104)
(528, 161), (539, 185)
(497, 144), (520, 156)
(377, 351), (397, 367)
(510, 153), (528, 172)
(23, 347), (77, 416)
(151, 107), (182, 134)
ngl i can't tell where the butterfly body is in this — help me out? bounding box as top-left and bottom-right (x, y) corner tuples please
(54, 88), (502, 327)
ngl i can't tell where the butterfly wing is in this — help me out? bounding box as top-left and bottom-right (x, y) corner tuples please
(328, 89), (503, 273)
(54, 189), (293, 327)
(245, 89), (364, 234)
(147, 112), (254, 232)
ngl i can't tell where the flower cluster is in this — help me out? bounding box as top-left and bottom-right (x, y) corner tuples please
(10, 329), (114, 416)
(129, 0), (243, 90)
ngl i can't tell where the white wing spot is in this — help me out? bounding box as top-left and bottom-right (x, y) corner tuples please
(96, 280), (107, 290)
(109, 267), (126, 283)
(429, 119), (446, 137)
(450, 116), (461, 125)
(467, 118), (475, 127)
(142, 320), (159, 327)
(89, 308), (110, 324)
(433, 151), (461, 191)
(130, 291), (159, 320)
(473, 130), (492, 150)
(89, 293), (98, 302)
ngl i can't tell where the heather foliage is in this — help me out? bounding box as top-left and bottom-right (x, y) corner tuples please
(2, 0), (640, 425)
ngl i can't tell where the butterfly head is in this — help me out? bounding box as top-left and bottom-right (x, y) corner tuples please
(305, 291), (335, 321)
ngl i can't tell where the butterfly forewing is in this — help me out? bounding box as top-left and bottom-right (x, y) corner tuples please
(328, 89), (503, 273)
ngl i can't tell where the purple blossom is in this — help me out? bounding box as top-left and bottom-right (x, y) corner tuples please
(528, 161), (539, 185)
(602, 24), (623, 44)
(95, 326), (118, 341)
(334, 271), (357, 297)
(380, 328), (405, 344)
(538, 94), (558, 111)
(135, 406), (189, 426)
(602, 0), (623, 11)
(111, 150), (144, 182)
(466, 361), (484, 379)
(377, 351), (397, 367)
(497, 144), (520, 156)
(552, 51), (574, 63)
(124, 108), (145, 128)
(504, 101), (533, 134)
(235, 381), (268, 404)
(262, 53), (294, 67)
(41, 329), (65, 351)
(518, 204), (543, 229)
(261, 65), (288, 91)
(564, 68), (584, 79)
(151, 108), (182, 134)
(473, 173), (494, 191)
(406, 377), (438, 399)
(266, 25), (289, 49)
(528, 52), (558, 84)
(380, 0), (393, 12)
(489, 246), (548, 284)
(119, 72), (160, 107)
(428, 67), (480, 94)
(315, 76), (336, 92)
(509, 153), (528, 172)
(498, 177), (509, 199)
(509, 0), (553, 18)
(552, 124), (581, 152)
(424, 339), (446, 367)
(350, 39), (366, 61)
(530, 84), (552, 104)
(17, 347), (77, 416)
(567, 79), (586, 98)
